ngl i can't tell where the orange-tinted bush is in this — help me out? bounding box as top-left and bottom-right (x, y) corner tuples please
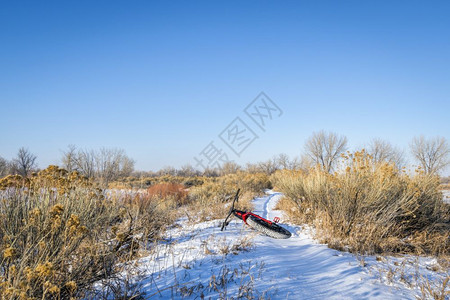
(147, 183), (188, 206)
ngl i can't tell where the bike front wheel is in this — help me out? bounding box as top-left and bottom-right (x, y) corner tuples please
(246, 215), (292, 239)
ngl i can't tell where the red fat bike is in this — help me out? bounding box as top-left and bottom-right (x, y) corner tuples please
(220, 189), (291, 239)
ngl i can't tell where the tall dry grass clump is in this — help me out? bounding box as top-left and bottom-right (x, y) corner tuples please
(147, 183), (188, 206)
(0, 166), (172, 299)
(272, 151), (449, 256)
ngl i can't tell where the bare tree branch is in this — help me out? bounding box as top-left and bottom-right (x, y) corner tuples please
(304, 131), (348, 173)
(61, 144), (78, 172)
(219, 162), (241, 175)
(410, 136), (450, 174)
(0, 156), (9, 177)
(367, 138), (405, 168)
(12, 147), (37, 177)
(60, 146), (134, 184)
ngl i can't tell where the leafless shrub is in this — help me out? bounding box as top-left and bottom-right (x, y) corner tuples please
(156, 166), (177, 176)
(177, 164), (200, 177)
(275, 153), (290, 170)
(202, 167), (219, 177)
(244, 154), (302, 175)
(219, 161), (241, 175)
(245, 162), (261, 174)
(257, 158), (280, 175)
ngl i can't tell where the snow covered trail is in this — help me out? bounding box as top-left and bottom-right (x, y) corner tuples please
(127, 191), (445, 299)
(252, 191), (284, 222)
(243, 191), (414, 299)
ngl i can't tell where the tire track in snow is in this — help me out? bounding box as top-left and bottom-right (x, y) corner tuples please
(248, 191), (415, 299)
(254, 191), (284, 222)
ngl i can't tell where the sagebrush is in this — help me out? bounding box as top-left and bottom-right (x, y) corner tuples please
(272, 150), (449, 256)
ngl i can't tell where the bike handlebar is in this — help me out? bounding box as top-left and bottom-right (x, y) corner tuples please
(220, 189), (240, 231)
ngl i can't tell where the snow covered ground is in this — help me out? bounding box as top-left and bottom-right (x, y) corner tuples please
(116, 191), (448, 299)
(443, 189), (450, 204)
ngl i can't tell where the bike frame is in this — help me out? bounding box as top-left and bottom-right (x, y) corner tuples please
(233, 210), (274, 226)
(221, 189), (277, 231)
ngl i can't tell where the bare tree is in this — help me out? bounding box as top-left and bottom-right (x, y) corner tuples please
(61, 144), (78, 172)
(219, 162), (241, 175)
(131, 170), (156, 178)
(61, 146), (134, 183)
(157, 166), (177, 176)
(304, 131), (348, 173)
(95, 148), (135, 184)
(202, 167), (219, 177)
(177, 164), (199, 177)
(297, 154), (314, 171)
(0, 156), (9, 177)
(275, 153), (309, 170)
(74, 149), (96, 178)
(367, 138), (405, 168)
(257, 158), (280, 175)
(275, 153), (291, 170)
(410, 136), (450, 174)
(12, 147), (37, 177)
(245, 163), (260, 174)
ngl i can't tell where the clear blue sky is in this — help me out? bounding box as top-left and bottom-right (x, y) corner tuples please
(1, 1), (449, 173)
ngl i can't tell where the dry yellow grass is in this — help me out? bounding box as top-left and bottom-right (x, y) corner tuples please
(0, 166), (174, 299)
(272, 150), (449, 256)
(0, 166), (272, 298)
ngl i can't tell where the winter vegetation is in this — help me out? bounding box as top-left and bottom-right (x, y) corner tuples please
(4, 0), (450, 297)
(0, 133), (449, 299)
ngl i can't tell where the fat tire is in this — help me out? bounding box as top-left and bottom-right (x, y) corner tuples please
(246, 215), (291, 239)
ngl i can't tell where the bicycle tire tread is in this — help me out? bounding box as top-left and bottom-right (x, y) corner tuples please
(246, 215), (291, 239)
